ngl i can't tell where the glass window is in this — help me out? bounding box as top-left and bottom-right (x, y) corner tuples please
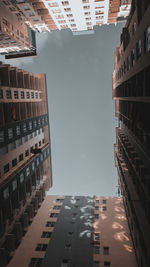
(146, 26), (150, 52)
(12, 158), (17, 167)
(24, 135), (28, 142)
(102, 199), (107, 204)
(94, 246), (100, 254)
(20, 91), (25, 99)
(95, 214), (99, 219)
(0, 89), (3, 99)
(53, 205), (61, 210)
(46, 221), (55, 227)
(3, 187), (9, 200)
(9, 141), (16, 151)
(103, 247), (109, 255)
(20, 172), (24, 183)
(26, 91), (30, 99)
(19, 153), (23, 161)
(31, 92), (34, 98)
(35, 244), (48, 251)
(12, 179), (17, 191)
(26, 167), (30, 176)
(136, 40), (142, 59)
(4, 163), (9, 174)
(104, 262), (110, 266)
(29, 121), (32, 130)
(16, 125), (21, 135)
(41, 231), (52, 238)
(50, 213), (58, 218)
(0, 131), (4, 142)
(8, 128), (13, 139)
(102, 206), (107, 211)
(14, 90), (18, 99)
(17, 138), (22, 146)
(23, 5), (30, 10)
(29, 258), (43, 267)
(6, 90), (12, 99)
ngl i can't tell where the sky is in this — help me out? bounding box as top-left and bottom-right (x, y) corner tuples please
(2, 23), (124, 196)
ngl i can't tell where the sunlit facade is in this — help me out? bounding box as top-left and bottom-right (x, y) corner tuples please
(8, 196), (136, 267)
(113, 1), (150, 267)
(0, 62), (52, 267)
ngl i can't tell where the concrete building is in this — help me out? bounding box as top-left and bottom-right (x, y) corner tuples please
(8, 196), (137, 267)
(0, 1), (36, 59)
(113, 1), (150, 266)
(0, 62), (52, 266)
(42, 0), (131, 34)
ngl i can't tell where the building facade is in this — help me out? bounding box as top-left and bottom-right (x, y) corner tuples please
(0, 62), (52, 266)
(113, 1), (150, 267)
(8, 196), (137, 267)
(0, 1), (36, 58)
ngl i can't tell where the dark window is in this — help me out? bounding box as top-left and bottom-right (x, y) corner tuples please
(56, 198), (64, 202)
(0, 89), (3, 99)
(26, 91), (30, 99)
(93, 261), (99, 267)
(50, 213), (58, 218)
(102, 199), (107, 204)
(95, 206), (99, 210)
(6, 90), (11, 99)
(65, 244), (71, 249)
(95, 214), (99, 219)
(24, 135), (28, 142)
(0, 131), (4, 142)
(102, 206), (107, 211)
(29, 258), (43, 267)
(103, 247), (109, 255)
(94, 246), (100, 254)
(61, 259), (70, 267)
(131, 49), (135, 67)
(20, 91), (24, 99)
(4, 163), (9, 173)
(53, 205), (61, 210)
(14, 90), (18, 99)
(68, 231), (73, 235)
(39, 140), (41, 147)
(46, 221), (55, 227)
(12, 158), (17, 167)
(95, 200), (99, 203)
(94, 233), (100, 241)
(35, 244), (48, 251)
(19, 153), (23, 162)
(41, 232), (52, 238)
(25, 149), (29, 157)
(136, 40), (142, 59)
(146, 26), (150, 52)
(104, 262), (110, 266)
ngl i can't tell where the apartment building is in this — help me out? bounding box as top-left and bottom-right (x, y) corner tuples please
(113, 1), (150, 266)
(0, 1), (36, 58)
(0, 62), (52, 266)
(8, 196), (137, 267)
(41, 0), (131, 34)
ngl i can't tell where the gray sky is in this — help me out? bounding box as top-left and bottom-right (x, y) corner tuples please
(3, 23), (124, 196)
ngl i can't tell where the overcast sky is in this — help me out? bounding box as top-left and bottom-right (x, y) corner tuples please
(3, 23), (124, 196)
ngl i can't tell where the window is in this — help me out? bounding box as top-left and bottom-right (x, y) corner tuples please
(95, 200), (99, 203)
(8, 128), (13, 139)
(131, 49), (135, 67)
(20, 91), (24, 99)
(46, 221), (55, 227)
(0, 89), (3, 99)
(31, 92), (34, 98)
(41, 231), (52, 238)
(104, 262), (110, 266)
(0, 131), (4, 142)
(28, 12), (34, 16)
(3, 187), (9, 200)
(95, 206), (99, 210)
(65, 244), (71, 249)
(29, 258), (43, 267)
(35, 244), (48, 251)
(95, 214), (99, 219)
(16, 125), (20, 135)
(103, 247), (109, 255)
(23, 5), (30, 10)
(14, 90), (18, 99)
(93, 261), (100, 267)
(94, 233), (100, 241)
(146, 26), (150, 52)
(24, 135), (28, 142)
(19, 153), (23, 162)
(12, 179), (17, 191)
(127, 55), (130, 70)
(136, 40), (142, 59)
(4, 163), (9, 174)
(35, 92), (38, 99)
(26, 167), (30, 176)
(9, 141), (16, 151)
(23, 123), (27, 133)
(6, 90), (12, 99)
(68, 231), (73, 235)
(25, 149), (29, 157)
(94, 246), (100, 254)
(102, 206), (107, 211)
(20, 172), (24, 183)
(29, 121), (32, 130)
(50, 213), (58, 218)
(56, 198), (64, 202)
(53, 205), (61, 210)
(17, 138), (22, 146)
(61, 259), (70, 267)
(26, 91), (30, 99)
(102, 199), (107, 204)
(12, 158), (17, 167)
